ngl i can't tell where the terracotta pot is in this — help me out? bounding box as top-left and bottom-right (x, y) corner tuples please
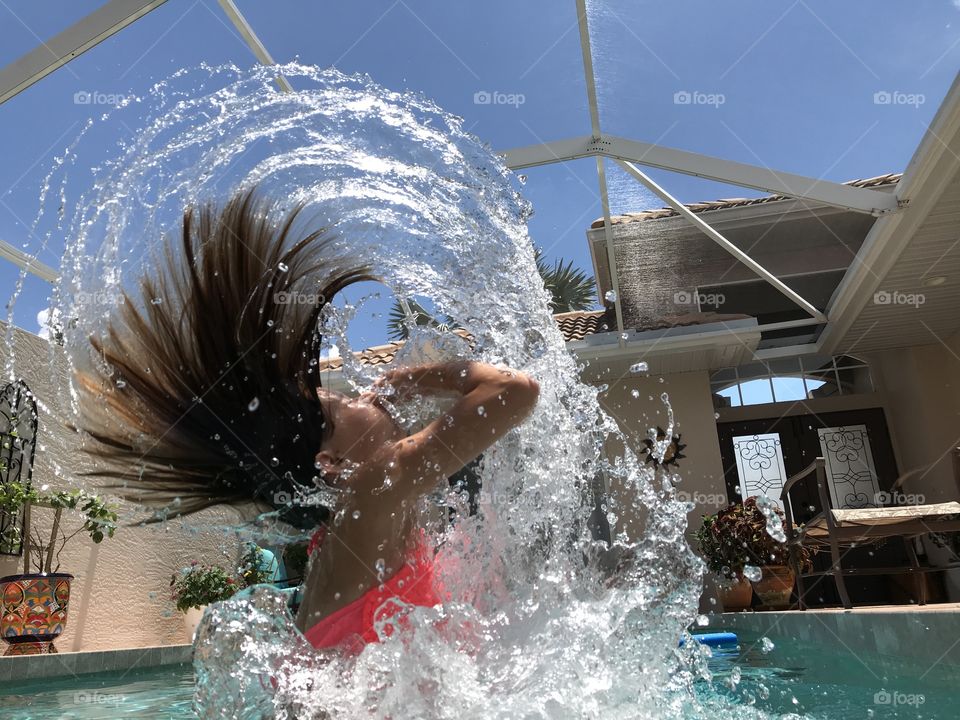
(0, 572), (72, 655)
(183, 605), (208, 642)
(751, 565), (795, 609)
(717, 576), (753, 611)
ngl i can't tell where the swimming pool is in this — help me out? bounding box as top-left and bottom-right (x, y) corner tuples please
(0, 663), (195, 719)
(0, 638), (952, 719)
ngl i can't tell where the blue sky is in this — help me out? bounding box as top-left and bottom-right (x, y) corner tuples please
(1, 0), (958, 349)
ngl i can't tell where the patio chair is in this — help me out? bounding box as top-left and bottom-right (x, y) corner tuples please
(781, 450), (960, 609)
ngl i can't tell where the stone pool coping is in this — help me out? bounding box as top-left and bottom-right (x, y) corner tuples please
(0, 644), (192, 684)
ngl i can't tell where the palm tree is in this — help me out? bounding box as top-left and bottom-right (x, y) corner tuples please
(534, 248), (596, 314)
(386, 298), (460, 341)
(386, 249), (596, 340)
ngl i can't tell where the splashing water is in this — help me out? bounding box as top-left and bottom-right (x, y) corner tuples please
(755, 496), (788, 544)
(8, 64), (799, 719)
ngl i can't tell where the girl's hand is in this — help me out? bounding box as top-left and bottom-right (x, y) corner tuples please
(372, 368), (422, 402)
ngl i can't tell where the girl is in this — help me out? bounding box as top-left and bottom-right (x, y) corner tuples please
(75, 188), (539, 650)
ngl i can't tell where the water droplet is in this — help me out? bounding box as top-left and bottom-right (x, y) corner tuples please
(743, 564), (762, 582)
(604, 290), (617, 303)
(695, 614), (709, 627)
(759, 636), (775, 653)
(629, 362), (648, 373)
(755, 495), (787, 543)
(115, 379), (126, 388)
(477, 406), (486, 416)
(620, 333), (629, 342)
(516, 174), (527, 185)
(150, 297), (163, 305)
(278, 262), (289, 272)
(270, 457), (279, 467)
(247, 397), (260, 412)
(631, 389), (640, 399)
(351, 510), (361, 520)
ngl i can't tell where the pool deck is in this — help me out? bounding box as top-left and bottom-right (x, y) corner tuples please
(0, 643), (192, 684)
(713, 603), (960, 689)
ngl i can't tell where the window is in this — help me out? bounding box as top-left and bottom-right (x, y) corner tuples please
(711, 355), (873, 410)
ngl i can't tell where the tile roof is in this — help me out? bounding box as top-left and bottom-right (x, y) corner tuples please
(319, 309), (750, 371)
(589, 173), (902, 229)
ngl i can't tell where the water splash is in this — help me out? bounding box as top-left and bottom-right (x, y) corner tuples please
(12, 64), (796, 718)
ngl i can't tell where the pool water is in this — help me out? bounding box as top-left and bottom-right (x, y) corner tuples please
(0, 645), (952, 719)
(0, 664), (195, 719)
(700, 639), (954, 719)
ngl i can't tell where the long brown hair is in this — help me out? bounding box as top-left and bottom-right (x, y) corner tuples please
(74, 187), (371, 526)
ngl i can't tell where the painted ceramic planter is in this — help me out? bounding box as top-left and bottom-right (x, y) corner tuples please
(0, 573), (72, 655)
(751, 565), (795, 609)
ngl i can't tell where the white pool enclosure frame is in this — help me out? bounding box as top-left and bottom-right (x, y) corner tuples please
(0, 0), (910, 351)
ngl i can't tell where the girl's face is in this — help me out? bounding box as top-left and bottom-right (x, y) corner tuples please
(314, 388), (401, 480)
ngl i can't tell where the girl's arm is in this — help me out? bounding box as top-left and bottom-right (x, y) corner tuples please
(377, 361), (540, 485)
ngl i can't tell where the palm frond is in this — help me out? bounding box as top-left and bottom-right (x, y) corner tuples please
(386, 298), (459, 341)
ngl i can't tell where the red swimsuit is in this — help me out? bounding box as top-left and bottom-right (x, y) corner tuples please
(303, 528), (444, 653)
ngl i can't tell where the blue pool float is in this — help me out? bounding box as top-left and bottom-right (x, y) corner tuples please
(680, 632), (738, 649)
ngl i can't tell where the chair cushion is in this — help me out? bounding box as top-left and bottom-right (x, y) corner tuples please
(802, 501), (960, 539)
(832, 501), (960, 525)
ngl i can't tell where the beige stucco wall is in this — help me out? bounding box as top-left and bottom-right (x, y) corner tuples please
(595, 369), (727, 540)
(0, 321), (239, 651)
(864, 331), (960, 503)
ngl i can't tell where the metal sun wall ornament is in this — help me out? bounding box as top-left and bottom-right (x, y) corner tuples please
(642, 427), (686, 469)
(0, 380), (39, 556)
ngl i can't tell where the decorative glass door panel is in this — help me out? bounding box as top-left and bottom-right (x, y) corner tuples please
(732, 433), (787, 507)
(816, 425), (881, 509)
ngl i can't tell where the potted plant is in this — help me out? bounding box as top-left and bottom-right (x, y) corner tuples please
(0, 482), (118, 655)
(695, 510), (754, 611)
(696, 497), (811, 610)
(170, 563), (239, 641)
(171, 543), (278, 641)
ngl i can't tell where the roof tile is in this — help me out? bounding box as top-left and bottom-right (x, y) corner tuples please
(319, 309), (750, 371)
(590, 173), (902, 229)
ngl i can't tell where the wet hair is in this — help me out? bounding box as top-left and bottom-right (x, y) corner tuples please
(74, 187), (372, 528)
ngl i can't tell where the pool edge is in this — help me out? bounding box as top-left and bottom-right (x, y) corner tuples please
(0, 643), (193, 684)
